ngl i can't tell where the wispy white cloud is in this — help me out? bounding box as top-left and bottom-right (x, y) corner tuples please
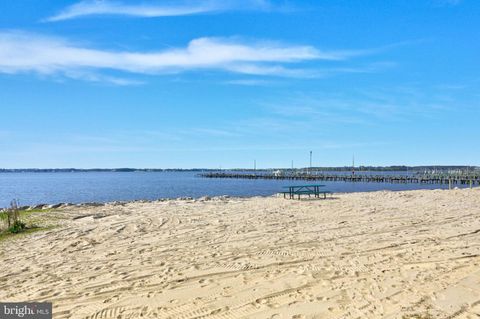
(220, 61), (396, 83)
(0, 31), (372, 83)
(45, 0), (281, 22)
(225, 64), (314, 78)
(61, 70), (144, 85)
(262, 85), (470, 127)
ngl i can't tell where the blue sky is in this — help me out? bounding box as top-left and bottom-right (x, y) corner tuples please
(0, 0), (479, 168)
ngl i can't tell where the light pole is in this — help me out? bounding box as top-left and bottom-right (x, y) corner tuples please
(352, 154), (355, 175)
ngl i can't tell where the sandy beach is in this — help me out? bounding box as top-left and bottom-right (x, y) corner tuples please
(1, 188), (480, 318)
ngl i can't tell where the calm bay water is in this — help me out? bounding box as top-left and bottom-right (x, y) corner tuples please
(0, 171), (460, 208)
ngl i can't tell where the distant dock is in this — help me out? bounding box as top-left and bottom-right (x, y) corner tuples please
(200, 172), (480, 186)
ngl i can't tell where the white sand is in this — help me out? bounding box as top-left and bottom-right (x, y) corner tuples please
(1, 188), (480, 318)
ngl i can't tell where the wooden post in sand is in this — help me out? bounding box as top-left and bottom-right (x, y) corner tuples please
(470, 180), (473, 189)
(449, 179), (452, 190)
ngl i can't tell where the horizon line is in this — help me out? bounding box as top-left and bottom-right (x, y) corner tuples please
(0, 165), (478, 171)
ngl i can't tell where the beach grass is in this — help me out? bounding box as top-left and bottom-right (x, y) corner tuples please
(0, 225), (57, 242)
(0, 208), (57, 242)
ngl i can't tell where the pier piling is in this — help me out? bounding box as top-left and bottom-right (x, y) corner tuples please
(199, 172), (480, 187)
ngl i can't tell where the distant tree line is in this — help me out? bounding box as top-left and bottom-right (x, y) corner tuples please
(1, 166), (477, 173)
(0, 168), (206, 173)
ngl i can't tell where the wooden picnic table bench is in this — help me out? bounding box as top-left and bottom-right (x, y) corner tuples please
(280, 184), (332, 199)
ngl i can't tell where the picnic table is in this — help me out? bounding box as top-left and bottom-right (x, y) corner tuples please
(280, 184), (331, 199)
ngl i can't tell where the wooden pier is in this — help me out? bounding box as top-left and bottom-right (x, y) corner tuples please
(200, 172), (480, 186)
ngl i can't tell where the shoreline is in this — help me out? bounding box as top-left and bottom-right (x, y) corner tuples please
(0, 194), (238, 211)
(1, 185), (477, 211)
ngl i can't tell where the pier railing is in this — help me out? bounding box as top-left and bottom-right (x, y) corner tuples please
(199, 172), (480, 186)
